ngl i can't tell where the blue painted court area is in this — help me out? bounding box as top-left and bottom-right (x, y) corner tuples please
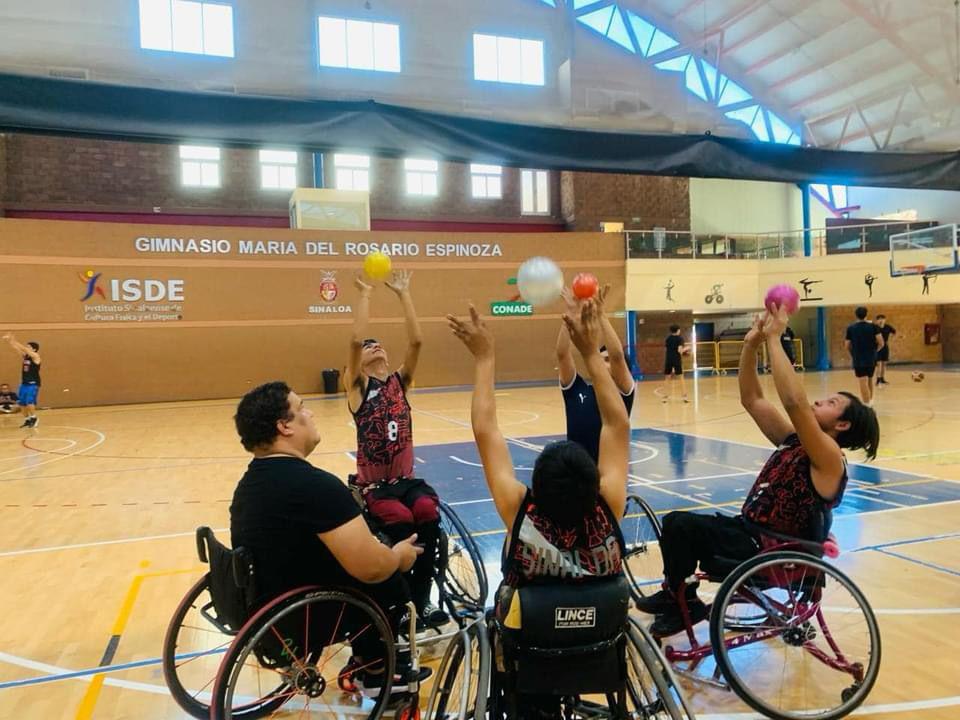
(421, 428), (960, 563)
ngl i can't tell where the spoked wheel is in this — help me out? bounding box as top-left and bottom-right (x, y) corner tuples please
(624, 617), (696, 719)
(621, 495), (664, 604)
(437, 502), (488, 615)
(163, 575), (287, 719)
(210, 587), (397, 720)
(425, 620), (490, 719)
(710, 552), (881, 720)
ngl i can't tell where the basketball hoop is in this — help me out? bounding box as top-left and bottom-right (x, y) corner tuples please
(901, 264), (927, 275)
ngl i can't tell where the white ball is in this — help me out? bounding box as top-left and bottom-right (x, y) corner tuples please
(517, 256), (563, 307)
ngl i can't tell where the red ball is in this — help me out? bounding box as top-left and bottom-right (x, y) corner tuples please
(572, 272), (599, 299)
(764, 283), (800, 315)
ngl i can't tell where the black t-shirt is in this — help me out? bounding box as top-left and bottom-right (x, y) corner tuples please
(845, 321), (881, 367)
(230, 457), (362, 603)
(665, 334), (684, 361)
(22, 355), (40, 385)
(562, 373), (636, 464)
(0, 390), (18, 405)
(879, 324), (896, 344)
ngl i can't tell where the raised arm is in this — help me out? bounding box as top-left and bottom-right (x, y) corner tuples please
(595, 284), (634, 394)
(448, 305), (526, 529)
(739, 315), (793, 446)
(387, 270), (422, 388)
(2, 334), (39, 363)
(556, 288), (577, 387)
(763, 308), (845, 499)
(564, 301), (629, 518)
(345, 278), (373, 410)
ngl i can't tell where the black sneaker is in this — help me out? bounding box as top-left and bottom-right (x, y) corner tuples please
(650, 600), (709, 637)
(635, 589), (678, 615)
(358, 663), (432, 698)
(420, 602), (449, 627)
(20, 417), (36, 428)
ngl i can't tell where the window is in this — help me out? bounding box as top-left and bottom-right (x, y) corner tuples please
(405, 159), (439, 196)
(521, 169), (550, 214)
(470, 164), (502, 199)
(259, 150), (298, 190)
(334, 154), (371, 191)
(139, 0), (234, 57)
(317, 16), (400, 72)
(473, 34), (544, 86)
(179, 145), (220, 187)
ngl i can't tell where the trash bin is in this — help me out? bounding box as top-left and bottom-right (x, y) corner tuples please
(322, 368), (340, 394)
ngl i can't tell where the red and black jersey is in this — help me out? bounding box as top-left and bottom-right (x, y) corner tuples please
(501, 489), (624, 589)
(741, 434), (847, 540)
(352, 371), (414, 488)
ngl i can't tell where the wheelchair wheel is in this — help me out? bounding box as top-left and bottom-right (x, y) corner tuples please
(437, 502), (488, 615)
(624, 617), (696, 719)
(163, 575), (287, 719)
(621, 495), (664, 604)
(210, 586), (397, 720)
(425, 619), (490, 719)
(710, 552), (881, 720)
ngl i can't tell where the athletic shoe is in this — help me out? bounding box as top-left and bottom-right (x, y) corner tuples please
(357, 662), (432, 698)
(20, 417), (36, 428)
(635, 585), (700, 615)
(650, 600), (709, 637)
(420, 602), (449, 627)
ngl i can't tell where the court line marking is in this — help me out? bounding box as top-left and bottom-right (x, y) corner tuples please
(0, 528), (228, 558)
(0, 437), (78, 462)
(0, 426), (105, 478)
(698, 693), (960, 718)
(853, 531), (960, 553)
(874, 548), (960, 579)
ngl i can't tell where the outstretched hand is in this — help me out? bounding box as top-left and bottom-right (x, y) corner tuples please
(595, 283), (611, 312)
(762, 306), (789, 338)
(447, 304), (494, 359)
(354, 276), (373, 294)
(744, 314), (764, 346)
(562, 299), (602, 357)
(386, 269), (413, 295)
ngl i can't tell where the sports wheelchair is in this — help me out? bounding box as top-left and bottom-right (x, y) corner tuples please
(621, 495), (881, 720)
(486, 574), (696, 720)
(163, 507), (486, 719)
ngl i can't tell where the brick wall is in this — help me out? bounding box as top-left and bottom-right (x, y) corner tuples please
(560, 171), (690, 231)
(827, 304), (943, 367)
(2, 134), (312, 213)
(941, 304), (960, 363)
(323, 157), (563, 222)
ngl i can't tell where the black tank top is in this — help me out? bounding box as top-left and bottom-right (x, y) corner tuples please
(22, 355), (41, 385)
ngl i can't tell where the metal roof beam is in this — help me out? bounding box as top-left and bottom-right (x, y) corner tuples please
(721, 2), (819, 55)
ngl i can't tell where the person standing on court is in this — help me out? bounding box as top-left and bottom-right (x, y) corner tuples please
(659, 325), (689, 403)
(557, 283), (635, 464)
(875, 314), (896, 386)
(345, 269), (447, 629)
(844, 307), (883, 406)
(2, 334), (41, 428)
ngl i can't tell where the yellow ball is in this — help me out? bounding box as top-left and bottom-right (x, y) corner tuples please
(364, 251), (392, 281)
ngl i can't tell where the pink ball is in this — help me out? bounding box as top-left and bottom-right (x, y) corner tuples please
(764, 283), (800, 315)
(822, 540), (840, 559)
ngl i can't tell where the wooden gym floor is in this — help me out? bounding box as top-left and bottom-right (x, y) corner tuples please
(0, 367), (958, 719)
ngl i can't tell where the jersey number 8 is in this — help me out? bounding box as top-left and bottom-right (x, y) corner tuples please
(387, 421), (399, 442)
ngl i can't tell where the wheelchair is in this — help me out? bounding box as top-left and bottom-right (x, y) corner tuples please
(623, 495), (881, 720)
(163, 527), (423, 720)
(347, 478), (490, 625)
(486, 575), (696, 720)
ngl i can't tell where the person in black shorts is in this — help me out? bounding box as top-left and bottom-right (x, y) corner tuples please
(875, 314), (896, 385)
(230, 381), (430, 697)
(844, 307), (883, 406)
(0, 383), (20, 415)
(557, 283), (635, 464)
(658, 325), (689, 403)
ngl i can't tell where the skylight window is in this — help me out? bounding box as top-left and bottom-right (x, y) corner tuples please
(473, 34), (544, 86)
(317, 16), (400, 72)
(139, 0), (234, 57)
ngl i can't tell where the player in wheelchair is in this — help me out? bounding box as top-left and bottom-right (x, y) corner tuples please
(221, 381), (428, 711)
(635, 309), (879, 636)
(448, 302), (693, 719)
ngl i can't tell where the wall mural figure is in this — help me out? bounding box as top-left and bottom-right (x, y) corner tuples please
(864, 273), (875, 298)
(664, 279), (675, 302)
(704, 282), (724, 304)
(921, 272), (936, 296)
(799, 277), (824, 302)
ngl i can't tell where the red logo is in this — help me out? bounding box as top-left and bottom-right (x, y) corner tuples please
(318, 271), (339, 302)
